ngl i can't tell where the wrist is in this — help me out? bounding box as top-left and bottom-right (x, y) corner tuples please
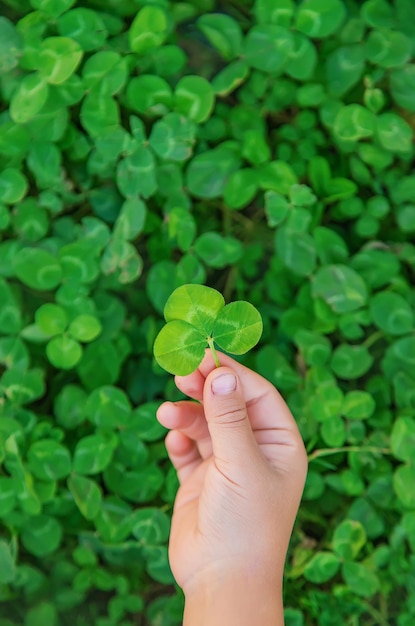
(183, 566), (284, 626)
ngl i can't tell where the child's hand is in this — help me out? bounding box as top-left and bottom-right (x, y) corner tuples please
(157, 349), (307, 621)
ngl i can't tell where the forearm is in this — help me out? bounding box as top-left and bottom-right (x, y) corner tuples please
(183, 570), (284, 626)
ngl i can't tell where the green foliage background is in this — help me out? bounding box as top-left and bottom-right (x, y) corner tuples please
(0, 0), (415, 624)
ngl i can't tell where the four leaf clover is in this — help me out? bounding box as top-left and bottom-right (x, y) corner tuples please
(153, 284), (263, 375)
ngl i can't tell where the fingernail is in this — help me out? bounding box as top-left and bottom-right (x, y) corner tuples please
(211, 373), (237, 395)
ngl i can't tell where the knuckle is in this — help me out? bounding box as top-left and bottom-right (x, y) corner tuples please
(213, 404), (248, 425)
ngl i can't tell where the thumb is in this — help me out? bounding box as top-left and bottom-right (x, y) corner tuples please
(203, 366), (259, 467)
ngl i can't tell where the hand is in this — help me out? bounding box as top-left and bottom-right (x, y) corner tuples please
(157, 350), (307, 610)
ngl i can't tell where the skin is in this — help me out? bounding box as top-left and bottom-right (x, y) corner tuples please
(157, 349), (308, 626)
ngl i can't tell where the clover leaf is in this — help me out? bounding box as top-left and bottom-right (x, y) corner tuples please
(153, 284), (263, 375)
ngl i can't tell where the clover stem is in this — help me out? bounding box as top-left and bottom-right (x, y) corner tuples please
(308, 446), (391, 463)
(207, 336), (221, 368)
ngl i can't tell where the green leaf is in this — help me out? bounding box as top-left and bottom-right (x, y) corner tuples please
(164, 285), (225, 335)
(0, 278), (22, 334)
(126, 75), (172, 117)
(326, 45), (365, 97)
(361, 0), (394, 28)
(0, 540), (16, 585)
(131, 403), (167, 442)
(312, 265), (368, 313)
(289, 184), (317, 207)
(257, 160), (298, 195)
(68, 474), (102, 520)
(223, 169), (258, 210)
(244, 25), (293, 74)
(25, 602), (57, 626)
(256, 346), (301, 392)
(314, 227), (349, 265)
(80, 92), (120, 137)
(254, 0), (295, 26)
(114, 198), (147, 241)
(285, 33), (317, 80)
(333, 105), (375, 142)
(36, 36), (83, 84)
(394, 463), (415, 508)
(149, 113), (196, 162)
(73, 435), (115, 475)
(26, 141), (62, 190)
(303, 552), (341, 583)
(391, 417), (415, 462)
(213, 302), (263, 354)
(10, 73), (49, 124)
(375, 112), (413, 154)
(194, 232), (243, 268)
(54, 384), (87, 430)
(153, 320), (207, 376)
(390, 65), (415, 112)
(12, 198), (49, 241)
(212, 60), (249, 96)
(104, 464), (164, 505)
(295, 330), (331, 366)
(396, 204), (415, 233)
(333, 519), (366, 560)
(275, 226), (317, 277)
(364, 87), (386, 114)
(0, 204), (11, 231)
(351, 248), (400, 289)
(143, 545), (174, 584)
(58, 241), (100, 285)
(27, 440), (71, 481)
(321, 415), (347, 446)
(46, 336), (83, 369)
(101, 239), (143, 285)
(68, 314), (102, 343)
(331, 344), (374, 380)
(0, 168), (28, 205)
(35, 303), (68, 336)
(93, 496), (134, 543)
(241, 129), (271, 166)
(57, 8), (108, 52)
(186, 145), (240, 199)
(129, 5), (169, 55)
(0, 17), (23, 73)
(0, 337), (29, 370)
(342, 391), (376, 420)
(81, 51), (127, 96)
(365, 29), (411, 68)
(116, 146), (157, 199)
(167, 207), (196, 252)
(295, 0), (346, 38)
(150, 45), (187, 77)
(382, 336), (415, 382)
(309, 381), (344, 422)
(197, 13), (242, 60)
(29, 0), (75, 16)
(131, 507), (170, 545)
(369, 291), (414, 335)
(1, 368), (45, 405)
(264, 191), (290, 227)
(85, 386), (132, 429)
(0, 476), (17, 516)
(341, 561), (380, 598)
(174, 76), (215, 124)
(21, 515), (62, 557)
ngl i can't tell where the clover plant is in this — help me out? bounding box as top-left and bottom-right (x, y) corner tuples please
(0, 0), (415, 624)
(154, 284), (263, 375)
